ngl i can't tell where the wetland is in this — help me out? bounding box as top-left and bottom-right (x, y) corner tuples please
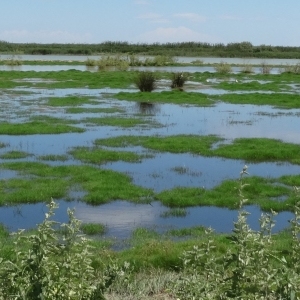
(0, 59), (300, 244)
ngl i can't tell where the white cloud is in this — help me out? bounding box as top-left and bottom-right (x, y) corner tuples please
(0, 29), (93, 43)
(136, 26), (216, 43)
(174, 13), (207, 22)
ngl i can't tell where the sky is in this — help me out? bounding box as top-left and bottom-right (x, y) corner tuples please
(0, 0), (299, 46)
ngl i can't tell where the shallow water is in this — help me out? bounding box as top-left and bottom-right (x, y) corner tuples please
(0, 76), (300, 238)
(0, 200), (294, 239)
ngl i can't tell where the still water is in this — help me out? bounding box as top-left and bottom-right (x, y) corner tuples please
(0, 66), (299, 239)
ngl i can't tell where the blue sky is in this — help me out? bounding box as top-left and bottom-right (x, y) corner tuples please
(0, 0), (299, 46)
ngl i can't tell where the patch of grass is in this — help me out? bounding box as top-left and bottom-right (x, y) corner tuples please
(47, 96), (98, 107)
(1, 162), (153, 205)
(81, 223), (106, 235)
(65, 107), (124, 114)
(0, 120), (85, 135)
(155, 176), (293, 211)
(96, 135), (300, 166)
(69, 146), (143, 164)
(213, 138), (300, 164)
(0, 151), (31, 159)
(213, 92), (300, 109)
(115, 91), (214, 106)
(95, 135), (222, 155)
(218, 80), (286, 92)
(0, 177), (69, 205)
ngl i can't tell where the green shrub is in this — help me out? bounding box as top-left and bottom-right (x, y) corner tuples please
(135, 71), (156, 92)
(214, 61), (232, 74)
(0, 200), (107, 299)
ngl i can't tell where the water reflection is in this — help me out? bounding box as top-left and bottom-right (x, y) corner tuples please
(135, 102), (160, 114)
(0, 200), (294, 239)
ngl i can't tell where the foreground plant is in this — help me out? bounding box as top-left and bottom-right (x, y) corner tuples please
(173, 166), (300, 299)
(0, 200), (109, 299)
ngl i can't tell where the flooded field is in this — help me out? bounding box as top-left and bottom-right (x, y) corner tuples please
(0, 63), (300, 241)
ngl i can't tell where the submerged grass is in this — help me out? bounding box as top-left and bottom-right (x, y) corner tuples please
(69, 147), (143, 164)
(0, 151), (31, 159)
(84, 116), (154, 128)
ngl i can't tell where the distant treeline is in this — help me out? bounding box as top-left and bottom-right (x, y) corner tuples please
(0, 40), (300, 58)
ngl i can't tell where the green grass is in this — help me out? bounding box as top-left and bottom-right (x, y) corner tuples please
(0, 121), (84, 135)
(0, 162), (153, 205)
(65, 107), (124, 114)
(96, 135), (300, 165)
(115, 91), (214, 106)
(95, 135), (222, 154)
(46, 96), (99, 107)
(0, 151), (31, 159)
(69, 146), (143, 164)
(213, 92), (300, 109)
(80, 223), (106, 235)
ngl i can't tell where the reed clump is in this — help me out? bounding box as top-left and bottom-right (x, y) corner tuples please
(171, 72), (187, 89)
(214, 61), (232, 74)
(135, 71), (156, 92)
(260, 61), (273, 74)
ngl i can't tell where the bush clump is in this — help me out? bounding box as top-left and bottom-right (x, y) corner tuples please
(135, 71), (156, 92)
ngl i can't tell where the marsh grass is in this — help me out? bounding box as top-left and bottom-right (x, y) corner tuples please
(135, 72), (156, 92)
(66, 107), (124, 114)
(84, 116), (152, 128)
(170, 72), (187, 89)
(214, 61), (232, 74)
(69, 147), (143, 164)
(0, 151), (31, 159)
(47, 96), (98, 107)
(240, 64), (254, 73)
(282, 63), (300, 74)
(0, 120), (85, 135)
(38, 154), (69, 161)
(160, 208), (188, 218)
(1, 162), (153, 205)
(260, 61), (273, 74)
(81, 223), (106, 235)
(115, 91), (214, 106)
(214, 92), (300, 108)
(4, 55), (22, 66)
